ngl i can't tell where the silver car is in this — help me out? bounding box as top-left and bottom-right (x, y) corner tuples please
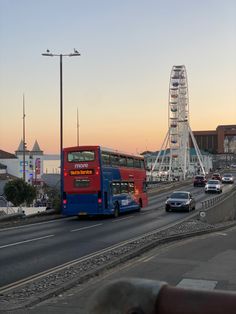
(205, 180), (222, 194)
(165, 191), (195, 212)
(221, 174), (234, 184)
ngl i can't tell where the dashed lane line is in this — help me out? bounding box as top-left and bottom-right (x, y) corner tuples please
(112, 216), (134, 223)
(70, 223), (103, 232)
(0, 234), (55, 249)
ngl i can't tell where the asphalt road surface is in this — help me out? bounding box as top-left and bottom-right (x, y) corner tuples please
(27, 224), (236, 314)
(0, 181), (234, 288)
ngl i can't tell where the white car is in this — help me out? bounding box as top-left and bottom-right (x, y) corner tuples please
(222, 174), (234, 184)
(205, 180), (222, 194)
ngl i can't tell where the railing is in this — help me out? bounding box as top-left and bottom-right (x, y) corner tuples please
(0, 196), (18, 215)
(201, 186), (236, 210)
(88, 278), (236, 314)
(201, 195), (223, 209)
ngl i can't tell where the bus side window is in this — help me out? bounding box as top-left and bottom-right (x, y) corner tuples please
(128, 182), (134, 194)
(127, 157), (134, 167)
(134, 159), (141, 168)
(102, 152), (110, 166)
(112, 182), (120, 195)
(120, 182), (128, 194)
(111, 154), (119, 167)
(141, 160), (145, 169)
(119, 155), (127, 167)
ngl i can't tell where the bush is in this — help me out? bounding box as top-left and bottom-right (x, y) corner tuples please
(4, 179), (37, 206)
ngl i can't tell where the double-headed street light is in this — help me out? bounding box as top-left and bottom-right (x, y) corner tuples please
(42, 49), (80, 209)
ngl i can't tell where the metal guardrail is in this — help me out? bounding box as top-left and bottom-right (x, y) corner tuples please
(88, 278), (236, 314)
(201, 195), (223, 210)
(201, 186), (236, 210)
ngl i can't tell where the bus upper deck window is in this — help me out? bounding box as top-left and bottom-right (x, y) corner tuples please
(127, 157), (134, 167)
(102, 152), (110, 166)
(110, 155), (119, 166)
(68, 150), (95, 162)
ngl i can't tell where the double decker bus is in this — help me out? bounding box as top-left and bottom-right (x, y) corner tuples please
(62, 145), (148, 217)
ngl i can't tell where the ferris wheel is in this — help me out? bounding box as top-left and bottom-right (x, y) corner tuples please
(151, 65), (206, 181)
(168, 65), (190, 179)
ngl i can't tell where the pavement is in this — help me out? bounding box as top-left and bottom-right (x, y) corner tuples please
(7, 223), (236, 314)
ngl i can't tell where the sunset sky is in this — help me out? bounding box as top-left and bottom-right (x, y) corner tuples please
(0, 0), (236, 155)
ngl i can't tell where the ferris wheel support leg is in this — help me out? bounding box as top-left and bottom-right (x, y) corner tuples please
(168, 156), (172, 181)
(151, 129), (169, 178)
(159, 134), (169, 174)
(188, 125), (206, 176)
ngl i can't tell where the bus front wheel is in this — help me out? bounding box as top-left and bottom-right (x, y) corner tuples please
(113, 203), (120, 218)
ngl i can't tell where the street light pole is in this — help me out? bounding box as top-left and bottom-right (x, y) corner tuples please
(42, 49), (80, 210)
(60, 54), (63, 181)
(22, 94), (26, 182)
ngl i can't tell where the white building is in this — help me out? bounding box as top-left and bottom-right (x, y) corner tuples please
(15, 140), (44, 184)
(0, 140), (44, 184)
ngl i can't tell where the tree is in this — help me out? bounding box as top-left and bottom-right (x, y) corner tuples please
(4, 179), (36, 206)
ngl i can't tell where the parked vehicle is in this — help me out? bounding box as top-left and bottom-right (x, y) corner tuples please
(205, 180), (222, 194)
(193, 175), (207, 187)
(165, 191), (195, 212)
(211, 173), (222, 181)
(221, 174), (234, 184)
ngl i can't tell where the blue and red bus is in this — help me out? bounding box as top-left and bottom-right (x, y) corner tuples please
(62, 145), (148, 217)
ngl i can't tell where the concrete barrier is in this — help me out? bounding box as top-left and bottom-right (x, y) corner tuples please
(199, 189), (236, 224)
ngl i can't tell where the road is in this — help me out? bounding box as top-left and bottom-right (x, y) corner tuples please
(28, 224), (236, 314)
(0, 181), (234, 288)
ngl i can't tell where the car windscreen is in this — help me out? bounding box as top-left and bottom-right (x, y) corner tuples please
(208, 180), (219, 184)
(170, 192), (188, 199)
(223, 174), (232, 177)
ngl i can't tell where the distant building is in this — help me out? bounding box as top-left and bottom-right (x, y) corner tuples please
(0, 140), (44, 184)
(0, 149), (18, 180)
(15, 139), (44, 184)
(191, 125), (236, 154)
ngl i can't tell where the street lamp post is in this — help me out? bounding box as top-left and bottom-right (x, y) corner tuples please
(42, 49), (80, 210)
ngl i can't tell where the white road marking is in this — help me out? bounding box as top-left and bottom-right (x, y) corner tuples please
(177, 278), (218, 290)
(215, 232), (227, 236)
(137, 255), (155, 263)
(0, 234), (54, 249)
(112, 216), (134, 223)
(70, 223), (103, 232)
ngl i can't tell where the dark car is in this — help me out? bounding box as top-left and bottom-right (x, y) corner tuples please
(212, 173), (221, 181)
(165, 191), (195, 212)
(193, 175), (207, 187)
